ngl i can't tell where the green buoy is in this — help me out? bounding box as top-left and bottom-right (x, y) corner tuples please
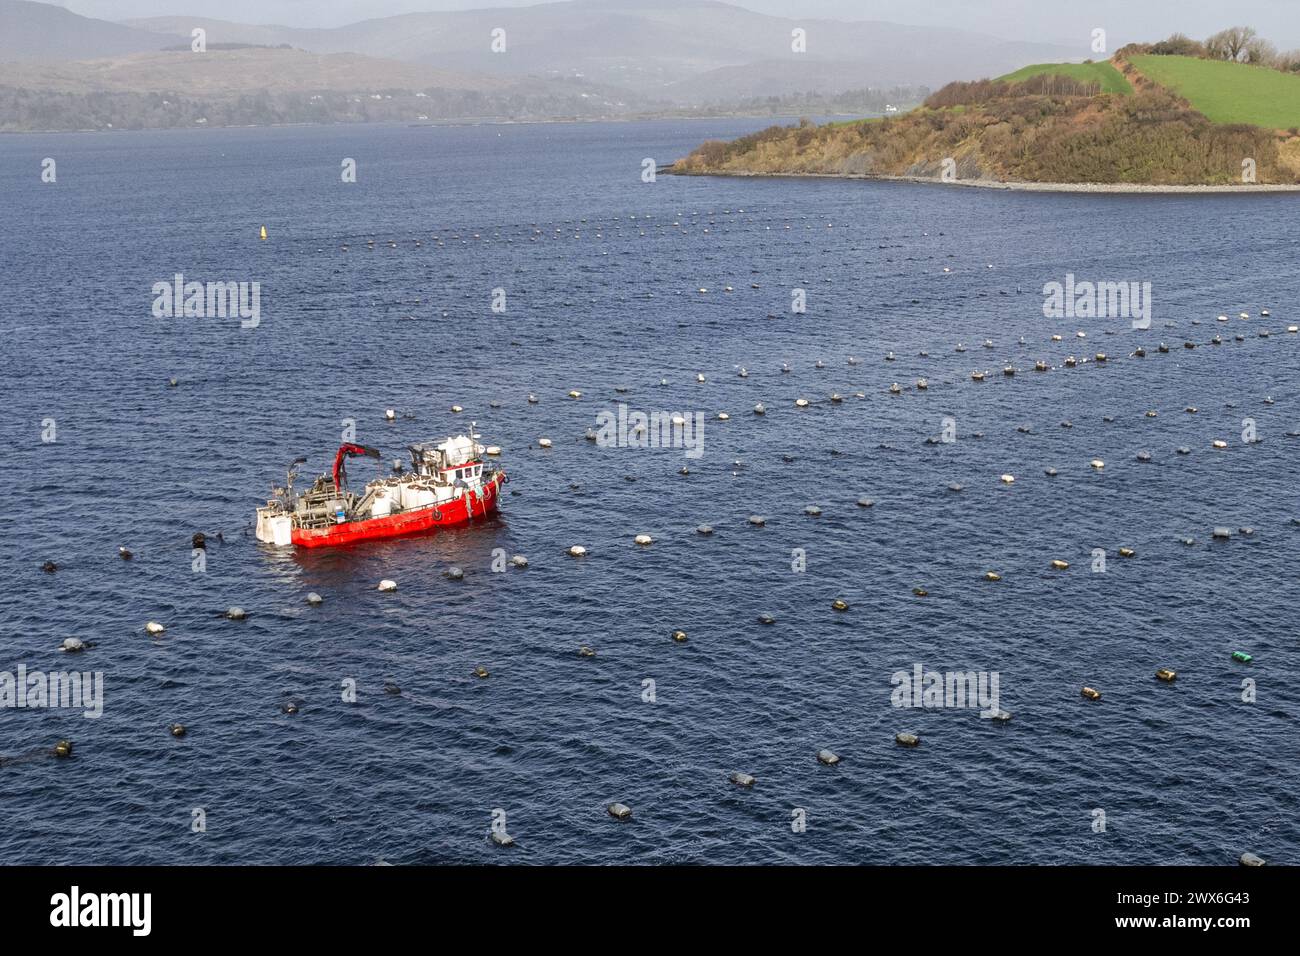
(1232, 651), (1253, 663)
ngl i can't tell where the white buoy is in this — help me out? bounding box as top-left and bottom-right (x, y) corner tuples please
(730, 772), (756, 788)
(634, 534), (653, 546)
(754, 403), (766, 415)
(795, 398), (809, 407)
(226, 607), (246, 620)
(717, 412), (729, 420)
(450, 404), (463, 413)
(817, 749), (840, 766)
(60, 637), (85, 653)
(568, 390), (582, 399)
(384, 409), (396, 420)
(485, 445), (501, 456)
(145, 621), (165, 635)
(510, 554), (528, 568)
(748, 515), (766, 526)
(306, 592), (323, 605)
(1090, 459), (1105, 469)
(1212, 439), (1228, 449)
(607, 802), (633, 820)
(377, 579), (397, 592)
(537, 437), (552, 448)
(999, 474), (1015, 483)
(568, 545), (587, 557)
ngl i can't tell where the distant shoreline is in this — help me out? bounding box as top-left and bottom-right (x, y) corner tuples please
(665, 168), (1300, 194)
(0, 112), (879, 137)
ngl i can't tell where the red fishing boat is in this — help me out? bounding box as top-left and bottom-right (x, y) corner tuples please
(255, 431), (505, 548)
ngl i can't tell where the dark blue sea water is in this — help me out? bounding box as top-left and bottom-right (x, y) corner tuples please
(1, 119), (1297, 865)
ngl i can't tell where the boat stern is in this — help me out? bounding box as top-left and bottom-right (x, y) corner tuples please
(255, 506), (293, 546)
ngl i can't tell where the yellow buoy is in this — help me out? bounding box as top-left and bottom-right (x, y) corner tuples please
(260, 225), (267, 241)
(1081, 686), (1101, 701)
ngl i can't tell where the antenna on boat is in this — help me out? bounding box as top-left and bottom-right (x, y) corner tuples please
(286, 456), (306, 503)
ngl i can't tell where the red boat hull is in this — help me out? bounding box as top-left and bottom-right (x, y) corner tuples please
(290, 474), (503, 548)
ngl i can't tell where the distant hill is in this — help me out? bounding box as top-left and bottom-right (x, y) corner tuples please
(121, 0), (1083, 103)
(0, 47), (510, 95)
(1125, 54), (1300, 129)
(0, 46), (645, 132)
(0, 0), (174, 60)
(0, 0), (1074, 129)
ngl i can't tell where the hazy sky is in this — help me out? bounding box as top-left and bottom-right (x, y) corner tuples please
(60, 0), (1300, 49)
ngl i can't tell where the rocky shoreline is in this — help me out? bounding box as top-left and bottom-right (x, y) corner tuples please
(666, 168), (1300, 193)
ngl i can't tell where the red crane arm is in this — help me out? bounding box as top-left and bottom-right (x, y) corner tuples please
(332, 443), (381, 490)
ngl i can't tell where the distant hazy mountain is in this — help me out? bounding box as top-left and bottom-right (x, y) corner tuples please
(0, 0), (177, 60)
(0, 47), (512, 95)
(0, 0), (1078, 128)
(121, 0), (1082, 99)
(0, 45), (649, 131)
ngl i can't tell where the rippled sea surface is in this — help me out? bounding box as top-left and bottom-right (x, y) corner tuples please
(1, 119), (1297, 865)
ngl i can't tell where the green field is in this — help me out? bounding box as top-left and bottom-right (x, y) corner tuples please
(998, 61), (1132, 94)
(1128, 54), (1300, 128)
